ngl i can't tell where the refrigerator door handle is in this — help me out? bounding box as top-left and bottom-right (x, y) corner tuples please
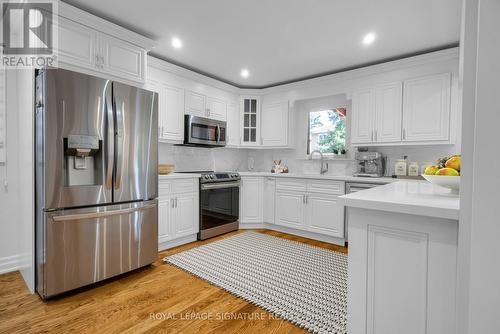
(52, 203), (157, 222)
(114, 92), (124, 190)
(105, 81), (114, 190)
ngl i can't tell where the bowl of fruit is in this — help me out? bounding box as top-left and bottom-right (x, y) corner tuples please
(422, 155), (461, 193)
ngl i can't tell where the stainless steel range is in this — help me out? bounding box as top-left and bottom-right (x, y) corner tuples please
(182, 171), (240, 240)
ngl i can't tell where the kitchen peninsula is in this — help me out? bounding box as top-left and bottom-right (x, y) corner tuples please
(340, 181), (459, 334)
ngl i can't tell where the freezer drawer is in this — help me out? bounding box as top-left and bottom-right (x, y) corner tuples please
(37, 200), (158, 298)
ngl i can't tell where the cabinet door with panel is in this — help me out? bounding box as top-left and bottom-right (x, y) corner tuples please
(226, 102), (240, 146)
(158, 197), (172, 243)
(306, 193), (344, 238)
(274, 191), (306, 229)
(261, 101), (288, 147)
(240, 177), (263, 223)
(99, 33), (146, 82)
(185, 91), (206, 117)
(263, 177), (276, 224)
(375, 82), (402, 143)
(159, 84), (184, 142)
(240, 96), (260, 146)
(206, 96), (227, 121)
(351, 88), (375, 144)
(55, 16), (98, 69)
(173, 193), (199, 238)
(402, 73), (451, 142)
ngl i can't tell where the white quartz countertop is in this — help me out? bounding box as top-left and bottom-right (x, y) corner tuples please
(238, 171), (395, 184)
(339, 180), (460, 220)
(159, 173), (202, 179)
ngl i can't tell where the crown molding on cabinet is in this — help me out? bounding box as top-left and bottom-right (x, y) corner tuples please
(148, 56), (241, 95)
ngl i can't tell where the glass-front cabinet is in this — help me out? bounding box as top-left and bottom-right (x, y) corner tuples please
(240, 96), (261, 146)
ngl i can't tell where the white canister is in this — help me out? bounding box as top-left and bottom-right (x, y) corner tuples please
(408, 162), (419, 176)
(395, 159), (408, 176)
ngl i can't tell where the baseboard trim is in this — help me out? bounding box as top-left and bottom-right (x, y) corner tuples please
(159, 234), (198, 251)
(239, 223), (266, 229)
(263, 224), (346, 246)
(0, 254), (22, 275)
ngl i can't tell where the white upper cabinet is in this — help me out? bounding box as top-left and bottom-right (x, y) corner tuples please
(240, 96), (261, 146)
(99, 34), (146, 83)
(159, 84), (184, 142)
(185, 91), (206, 117)
(226, 102), (240, 147)
(238, 96), (289, 148)
(185, 91), (227, 121)
(54, 3), (155, 83)
(402, 73), (451, 142)
(351, 88), (375, 144)
(261, 101), (289, 147)
(206, 96), (227, 121)
(351, 73), (451, 146)
(375, 82), (403, 143)
(54, 16), (98, 69)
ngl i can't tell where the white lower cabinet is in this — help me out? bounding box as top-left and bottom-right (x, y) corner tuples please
(239, 176), (346, 241)
(306, 193), (344, 238)
(263, 177), (276, 224)
(347, 207), (457, 334)
(158, 198), (172, 243)
(275, 191), (306, 229)
(274, 178), (345, 239)
(239, 177), (264, 224)
(158, 178), (199, 250)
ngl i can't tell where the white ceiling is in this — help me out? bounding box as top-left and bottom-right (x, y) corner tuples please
(62, 0), (462, 88)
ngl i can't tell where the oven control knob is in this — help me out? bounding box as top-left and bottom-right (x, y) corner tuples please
(210, 175), (215, 179)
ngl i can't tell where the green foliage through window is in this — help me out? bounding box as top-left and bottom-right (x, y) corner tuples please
(308, 108), (346, 154)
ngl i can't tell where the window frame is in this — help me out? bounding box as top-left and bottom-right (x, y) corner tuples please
(307, 107), (347, 156)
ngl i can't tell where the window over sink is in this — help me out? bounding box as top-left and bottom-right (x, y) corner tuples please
(307, 107), (347, 155)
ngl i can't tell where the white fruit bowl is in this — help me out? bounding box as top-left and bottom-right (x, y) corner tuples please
(422, 175), (460, 193)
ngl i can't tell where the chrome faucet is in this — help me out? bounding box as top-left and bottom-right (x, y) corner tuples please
(309, 150), (329, 175)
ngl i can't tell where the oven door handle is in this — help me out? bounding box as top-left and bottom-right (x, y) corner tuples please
(216, 124), (220, 143)
(201, 181), (240, 190)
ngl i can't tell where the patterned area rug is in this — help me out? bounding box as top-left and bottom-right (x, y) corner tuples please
(164, 232), (347, 334)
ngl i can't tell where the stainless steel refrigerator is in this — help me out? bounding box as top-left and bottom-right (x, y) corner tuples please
(35, 68), (158, 299)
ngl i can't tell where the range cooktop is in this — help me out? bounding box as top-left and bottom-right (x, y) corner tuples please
(178, 171), (240, 183)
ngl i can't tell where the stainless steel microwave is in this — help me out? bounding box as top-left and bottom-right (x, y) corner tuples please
(184, 115), (226, 147)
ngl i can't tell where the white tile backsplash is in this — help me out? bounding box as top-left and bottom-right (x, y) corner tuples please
(158, 143), (247, 172)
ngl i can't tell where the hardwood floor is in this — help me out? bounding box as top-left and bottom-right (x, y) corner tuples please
(0, 230), (347, 334)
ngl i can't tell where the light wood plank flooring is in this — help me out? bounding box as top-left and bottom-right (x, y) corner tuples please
(0, 230), (347, 334)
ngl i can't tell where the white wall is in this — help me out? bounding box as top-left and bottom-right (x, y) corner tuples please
(0, 69), (21, 275)
(0, 68), (35, 293)
(458, 0), (500, 333)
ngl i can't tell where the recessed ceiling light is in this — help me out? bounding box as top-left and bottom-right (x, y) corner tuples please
(240, 69), (250, 78)
(171, 37), (182, 49)
(362, 32), (376, 46)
